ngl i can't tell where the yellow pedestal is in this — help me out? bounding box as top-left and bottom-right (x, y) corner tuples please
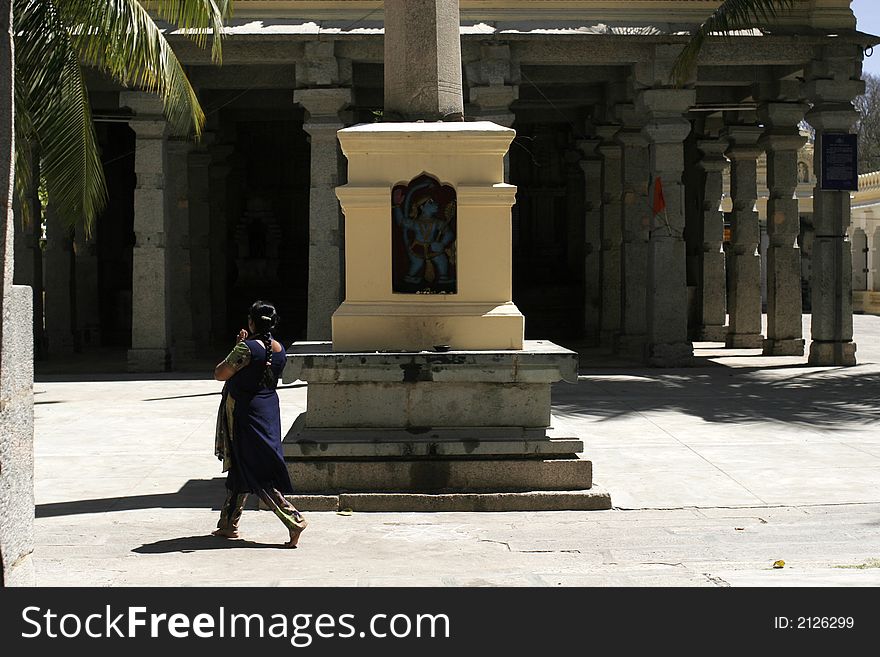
(333, 121), (524, 351)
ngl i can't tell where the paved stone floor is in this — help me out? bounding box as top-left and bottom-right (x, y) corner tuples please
(31, 315), (880, 586)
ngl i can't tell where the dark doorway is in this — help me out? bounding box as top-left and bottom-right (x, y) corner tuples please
(510, 122), (586, 341)
(95, 122), (135, 348)
(221, 114), (311, 345)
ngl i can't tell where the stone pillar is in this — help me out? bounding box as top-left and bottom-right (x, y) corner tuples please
(166, 138), (195, 362)
(73, 226), (101, 349)
(467, 43), (519, 180)
(208, 144), (232, 343)
(694, 134), (728, 341)
(723, 122), (765, 349)
(759, 100), (808, 356)
(188, 146), (213, 343)
(1, 0), (36, 586)
(597, 124), (623, 348)
(121, 92), (171, 372)
(43, 206), (74, 356)
(577, 137), (603, 344)
(640, 88), (695, 365)
(294, 87), (352, 341)
(384, 0), (463, 121)
(615, 111), (650, 357)
(805, 53), (864, 366)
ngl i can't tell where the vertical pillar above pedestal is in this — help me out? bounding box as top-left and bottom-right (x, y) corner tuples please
(332, 122), (523, 351)
(640, 88), (696, 366)
(723, 121), (765, 349)
(294, 87), (352, 341)
(577, 137), (603, 345)
(694, 134), (729, 342)
(596, 124), (623, 348)
(384, 0), (463, 121)
(121, 91), (170, 372)
(758, 97), (808, 356)
(805, 52), (864, 366)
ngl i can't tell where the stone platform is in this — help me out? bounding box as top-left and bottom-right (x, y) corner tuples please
(282, 341), (610, 510)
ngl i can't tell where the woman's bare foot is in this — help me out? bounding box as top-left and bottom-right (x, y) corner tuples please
(284, 518), (308, 548)
(212, 528), (240, 539)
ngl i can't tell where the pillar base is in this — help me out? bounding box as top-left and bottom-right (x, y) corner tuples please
(808, 341), (857, 366)
(127, 348), (170, 372)
(332, 301), (524, 352)
(762, 338), (805, 357)
(647, 341), (694, 367)
(726, 333), (764, 349)
(281, 341), (608, 500)
(696, 325), (727, 342)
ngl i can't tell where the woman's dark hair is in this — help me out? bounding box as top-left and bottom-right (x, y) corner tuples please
(249, 300), (278, 336)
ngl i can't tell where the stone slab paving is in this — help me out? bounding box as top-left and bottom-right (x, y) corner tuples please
(29, 315), (880, 586)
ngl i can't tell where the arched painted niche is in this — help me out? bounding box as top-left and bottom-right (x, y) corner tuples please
(391, 173), (457, 294)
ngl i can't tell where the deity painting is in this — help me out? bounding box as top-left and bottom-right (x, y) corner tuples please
(391, 174), (457, 294)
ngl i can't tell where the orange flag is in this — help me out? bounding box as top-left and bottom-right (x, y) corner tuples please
(652, 176), (666, 215)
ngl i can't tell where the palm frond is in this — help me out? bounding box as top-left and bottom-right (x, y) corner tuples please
(54, 0), (205, 137)
(671, 0), (795, 86)
(14, 0), (106, 232)
(135, 1), (232, 63)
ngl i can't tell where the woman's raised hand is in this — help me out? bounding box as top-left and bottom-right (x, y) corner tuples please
(237, 329), (249, 343)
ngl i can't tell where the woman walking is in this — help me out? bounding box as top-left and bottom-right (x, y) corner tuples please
(212, 301), (307, 547)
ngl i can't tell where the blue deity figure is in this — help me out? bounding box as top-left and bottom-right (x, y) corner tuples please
(392, 178), (456, 291)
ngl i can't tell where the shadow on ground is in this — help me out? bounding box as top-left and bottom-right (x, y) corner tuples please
(36, 478), (233, 518)
(554, 366), (880, 429)
(133, 535), (282, 553)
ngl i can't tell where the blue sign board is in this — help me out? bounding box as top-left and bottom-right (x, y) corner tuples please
(820, 133), (858, 191)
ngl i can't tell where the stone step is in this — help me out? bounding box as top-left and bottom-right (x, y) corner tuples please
(287, 457), (593, 493)
(283, 415), (584, 459)
(276, 488), (611, 512)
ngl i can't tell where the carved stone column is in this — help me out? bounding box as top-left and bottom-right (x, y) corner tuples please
(640, 88), (695, 365)
(615, 108), (650, 357)
(695, 134), (729, 341)
(294, 87), (352, 340)
(597, 124), (623, 348)
(805, 51), (864, 365)
(759, 99), (808, 356)
(121, 91), (170, 371)
(723, 122), (765, 349)
(577, 137), (603, 344)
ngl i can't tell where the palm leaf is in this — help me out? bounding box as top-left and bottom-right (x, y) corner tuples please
(55, 0), (212, 137)
(672, 0), (795, 85)
(143, 1), (233, 63)
(14, 0), (106, 232)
